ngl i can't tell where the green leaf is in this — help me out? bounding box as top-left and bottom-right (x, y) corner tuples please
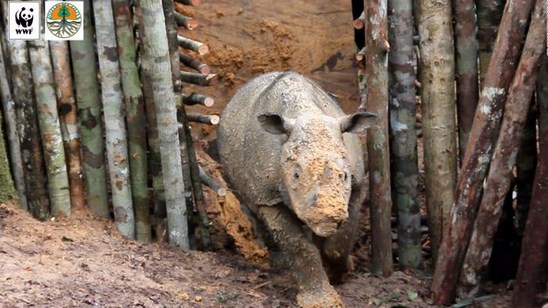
(406, 290), (418, 301)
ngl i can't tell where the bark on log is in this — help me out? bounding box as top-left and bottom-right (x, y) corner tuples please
(163, 0), (183, 94)
(0, 37), (16, 203)
(453, 0), (479, 160)
(180, 71), (217, 86)
(140, 0), (190, 250)
(458, 2), (546, 297)
(430, 0), (536, 304)
(175, 92), (210, 250)
(418, 0), (457, 263)
(388, 0), (421, 269)
(177, 35), (209, 55)
(94, 0), (135, 239)
(179, 52), (210, 74)
(70, 0), (109, 218)
(50, 41), (85, 210)
(28, 40), (71, 218)
(511, 72), (548, 307)
(0, 32), (26, 208)
(114, 0), (151, 243)
(185, 113), (220, 125)
(477, 0), (504, 84)
(182, 92), (214, 107)
(3, 33), (50, 220)
(364, 1), (393, 277)
(165, 0), (196, 248)
(174, 11), (197, 30)
(199, 165), (226, 197)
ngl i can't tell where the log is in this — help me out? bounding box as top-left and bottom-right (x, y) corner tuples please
(185, 113), (220, 125)
(453, 0), (479, 160)
(511, 61), (548, 308)
(177, 35), (209, 55)
(353, 11), (365, 29)
(182, 92), (214, 107)
(174, 0), (200, 6)
(355, 47), (366, 62)
(364, 1), (393, 277)
(50, 41), (86, 211)
(198, 165), (226, 197)
(418, 0), (457, 263)
(430, 0), (537, 304)
(388, 0), (421, 269)
(179, 52), (210, 74)
(180, 71), (217, 86)
(174, 11), (197, 30)
(0, 32), (27, 209)
(458, 1), (545, 297)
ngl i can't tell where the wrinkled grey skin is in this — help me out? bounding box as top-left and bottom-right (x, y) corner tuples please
(218, 72), (375, 307)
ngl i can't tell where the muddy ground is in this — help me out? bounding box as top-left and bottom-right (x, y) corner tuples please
(0, 0), (513, 307)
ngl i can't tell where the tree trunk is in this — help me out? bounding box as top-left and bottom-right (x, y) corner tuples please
(113, 0), (151, 243)
(387, 0), (421, 269)
(363, 1), (393, 277)
(431, 0), (535, 304)
(477, 0), (505, 84)
(3, 37), (50, 219)
(28, 40), (71, 217)
(93, 0), (135, 239)
(418, 0), (457, 263)
(512, 72), (548, 307)
(70, 0), (109, 218)
(0, 32), (26, 208)
(139, 0), (190, 250)
(458, 2), (545, 297)
(50, 41), (85, 210)
(453, 0), (479, 160)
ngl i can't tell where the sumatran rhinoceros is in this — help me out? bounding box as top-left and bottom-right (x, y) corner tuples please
(217, 71), (376, 307)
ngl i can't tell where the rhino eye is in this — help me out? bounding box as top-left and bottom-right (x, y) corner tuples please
(294, 172), (300, 179)
(341, 172), (349, 181)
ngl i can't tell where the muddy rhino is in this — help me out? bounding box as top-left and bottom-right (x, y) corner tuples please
(217, 71), (376, 307)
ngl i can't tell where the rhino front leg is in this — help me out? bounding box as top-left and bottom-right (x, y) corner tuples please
(258, 205), (344, 308)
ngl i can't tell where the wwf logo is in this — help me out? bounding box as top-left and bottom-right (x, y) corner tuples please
(14, 7), (34, 28)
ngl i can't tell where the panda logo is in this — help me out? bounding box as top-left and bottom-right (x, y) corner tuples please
(15, 7), (34, 28)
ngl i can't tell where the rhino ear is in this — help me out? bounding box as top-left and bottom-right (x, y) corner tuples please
(339, 112), (377, 134)
(258, 113), (295, 135)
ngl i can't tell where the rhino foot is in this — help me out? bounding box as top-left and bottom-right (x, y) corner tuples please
(296, 284), (344, 308)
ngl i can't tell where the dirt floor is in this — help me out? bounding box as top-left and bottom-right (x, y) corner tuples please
(0, 0), (514, 307)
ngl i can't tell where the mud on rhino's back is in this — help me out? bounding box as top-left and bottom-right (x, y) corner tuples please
(217, 71), (364, 208)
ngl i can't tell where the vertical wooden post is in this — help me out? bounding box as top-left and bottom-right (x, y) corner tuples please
(364, 0), (393, 277)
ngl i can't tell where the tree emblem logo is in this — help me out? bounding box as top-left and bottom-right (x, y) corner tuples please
(46, 2), (82, 39)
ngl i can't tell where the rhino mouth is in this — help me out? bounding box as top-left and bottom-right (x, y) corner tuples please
(309, 221), (341, 237)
